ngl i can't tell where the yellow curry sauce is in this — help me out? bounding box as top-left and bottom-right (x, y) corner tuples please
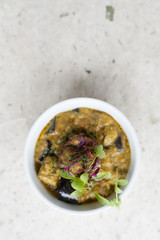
(34, 107), (131, 204)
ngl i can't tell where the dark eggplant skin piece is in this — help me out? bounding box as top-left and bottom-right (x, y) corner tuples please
(57, 178), (78, 204)
(46, 117), (56, 134)
(115, 136), (124, 152)
(72, 108), (79, 113)
(39, 140), (52, 162)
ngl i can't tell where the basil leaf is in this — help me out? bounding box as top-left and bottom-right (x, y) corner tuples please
(59, 170), (75, 180)
(94, 145), (106, 159)
(80, 173), (89, 185)
(71, 178), (85, 192)
(71, 190), (82, 198)
(118, 179), (128, 186)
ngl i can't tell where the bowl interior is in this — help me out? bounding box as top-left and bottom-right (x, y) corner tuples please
(24, 98), (140, 214)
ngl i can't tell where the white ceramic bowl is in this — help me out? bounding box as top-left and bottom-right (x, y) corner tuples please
(24, 98), (140, 214)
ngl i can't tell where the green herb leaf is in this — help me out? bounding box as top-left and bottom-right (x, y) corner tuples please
(115, 186), (123, 194)
(71, 190), (82, 198)
(92, 172), (111, 180)
(94, 192), (112, 206)
(59, 170), (75, 180)
(94, 145), (106, 159)
(118, 179), (128, 186)
(93, 172), (106, 179)
(105, 172), (112, 179)
(93, 168), (124, 208)
(71, 178), (85, 192)
(110, 198), (121, 207)
(94, 193), (121, 207)
(80, 173), (89, 185)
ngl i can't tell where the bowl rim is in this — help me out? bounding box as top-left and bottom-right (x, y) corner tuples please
(24, 97), (140, 214)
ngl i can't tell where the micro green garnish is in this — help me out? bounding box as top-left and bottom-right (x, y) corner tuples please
(80, 172), (89, 184)
(71, 178), (85, 192)
(94, 168), (128, 207)
(94, 145), (106, 159)
(94, 192), (121, 207)
(70, 173), (89, 198)
(59, 170), (75, 180)
(117, 179), (128, 186)
(63, 137), (105, 178)
(114, 168), (122, 205)
(94, 192), (115, 206)
(113, 168), (128, 205)
(71, 190), (82, 198)
(60, 168), (128, 207)
(59, 137), (128, 207)
(92, 171), (111, 180)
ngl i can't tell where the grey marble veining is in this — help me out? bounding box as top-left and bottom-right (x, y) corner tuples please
(0, 0), (160, 239)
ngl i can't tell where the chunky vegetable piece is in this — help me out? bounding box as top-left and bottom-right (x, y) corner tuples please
(38, 157), (60, 187)
(34, 107), (131, 206)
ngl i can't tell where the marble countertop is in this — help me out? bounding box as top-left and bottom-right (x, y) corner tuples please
(0, 0), (160, 239)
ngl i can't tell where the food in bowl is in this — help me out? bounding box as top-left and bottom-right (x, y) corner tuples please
(34, 107), (130, 207)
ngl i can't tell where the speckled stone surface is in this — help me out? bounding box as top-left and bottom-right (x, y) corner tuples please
(0, 0), (160, 239)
